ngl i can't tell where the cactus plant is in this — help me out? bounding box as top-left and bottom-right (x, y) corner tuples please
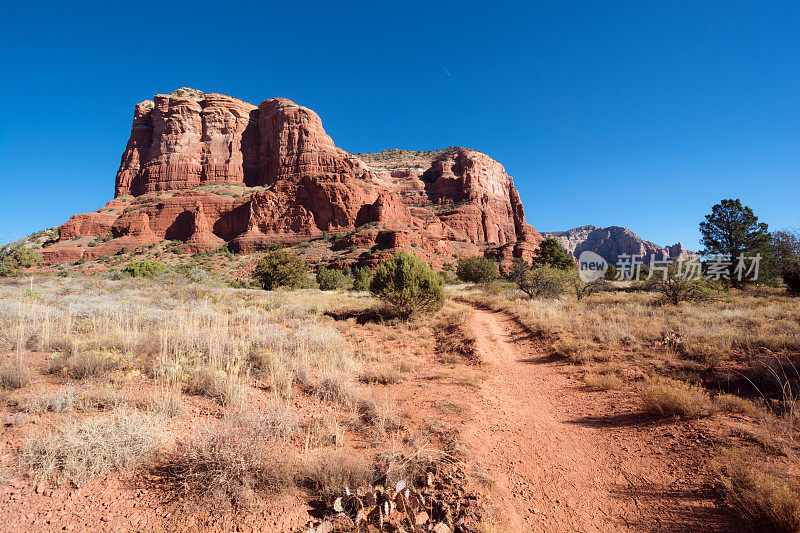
(308, 478), (439, 532)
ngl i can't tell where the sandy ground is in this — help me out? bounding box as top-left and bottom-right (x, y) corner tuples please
(460, 308), (740, 532)
(1, 305), (747, 532)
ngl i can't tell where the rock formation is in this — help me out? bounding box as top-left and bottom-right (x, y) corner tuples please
(41, 89), (543, 268)
(541, 225), (698, 265)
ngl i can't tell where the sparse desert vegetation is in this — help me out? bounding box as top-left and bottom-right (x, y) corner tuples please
(1, 225), (799, 531)
(0, 273), (487, 531)
(455, 278), (799, 531)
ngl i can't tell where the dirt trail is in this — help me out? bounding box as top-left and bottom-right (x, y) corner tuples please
(461, 308), (734, 532)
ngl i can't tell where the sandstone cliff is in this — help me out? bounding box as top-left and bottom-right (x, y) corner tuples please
(43, 89), (543, 268)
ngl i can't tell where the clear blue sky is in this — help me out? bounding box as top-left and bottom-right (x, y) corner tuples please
(1, 1), (798, 249)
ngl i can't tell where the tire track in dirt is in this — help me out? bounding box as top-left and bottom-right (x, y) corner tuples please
(460, 307), (736, 532)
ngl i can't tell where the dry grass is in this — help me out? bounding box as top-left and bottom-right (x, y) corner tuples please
(18, 410), (165, 485)
(300, 449), (374, 501)
(184, 365), (248, 407)
(471, 465), (496, 488)
(313, 370), (357, 407)
(453, 286), (800, 357)
(433, 307), (479, 364)
(718, 451), (800, 532)
(714, 393), (758, 416)
(552, 339), (591, 364)
(639, 378), (714, 419)
(0, 358), (30, 389)
(358, 363), (403, 385)
(582, 372), (624, 390)
(149, 415), (295, 507)
(300, 415), (341, 448)
(18, 385), (122, 414)
(424, 419), (468, 460)
(356, 392), (404, 437)
(46, 351), (123, 379)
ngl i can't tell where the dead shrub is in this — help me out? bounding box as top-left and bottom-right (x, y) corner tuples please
(22, 386), (122, 414)
(357, 393), (404, 437)
(313, 371), (356, 407)
(184, 366), (247, 407)
(148, 417), (295, 508)
(46, 351), (122, 379)
(0, 359), (30, 390)
(639, 378), (714, 419)
(18, 410), (164, 486)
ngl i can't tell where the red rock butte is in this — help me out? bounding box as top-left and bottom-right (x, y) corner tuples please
(42, 88), (544, 268)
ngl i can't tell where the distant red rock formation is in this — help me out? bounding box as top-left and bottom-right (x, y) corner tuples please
(42, 88), (543, 267)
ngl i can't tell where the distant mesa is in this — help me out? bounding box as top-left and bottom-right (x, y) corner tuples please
(41, 88), (543, 268)
(541, 225), (698, 265)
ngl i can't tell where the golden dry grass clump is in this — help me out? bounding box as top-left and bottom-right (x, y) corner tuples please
(718, 451), (800, 533)
(639, 378), (713, 419)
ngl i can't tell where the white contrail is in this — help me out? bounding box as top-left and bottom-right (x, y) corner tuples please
(438, 61), (453, 78)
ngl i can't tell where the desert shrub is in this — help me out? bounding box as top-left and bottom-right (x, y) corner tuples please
(253, 249), (308, 290)
(639, 378), (713, 418)
(605, 263), (619, 281)
(456, 256), (499, 284)
(369, 251), (444, 318)
(0, 359), (31, 390)
(300, 449), (374, 502)
(680, 341), (729, 368)
(18, 410), (164, 485)
(351, 266), (372, 292)
(0, 244), (41, 276)
(718, 452), (800, 532)
(316, 266), (344, 291)
(12, 247), (41, 267)
(582, 372), (623, 390)
(512, 263), (570, 299)
(645, 265), (716, 305)
(149, 416), (295, 507)
(0, 260), (16, 277)
(46, 351), (123, 379)
(122, 260), (167, 278)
